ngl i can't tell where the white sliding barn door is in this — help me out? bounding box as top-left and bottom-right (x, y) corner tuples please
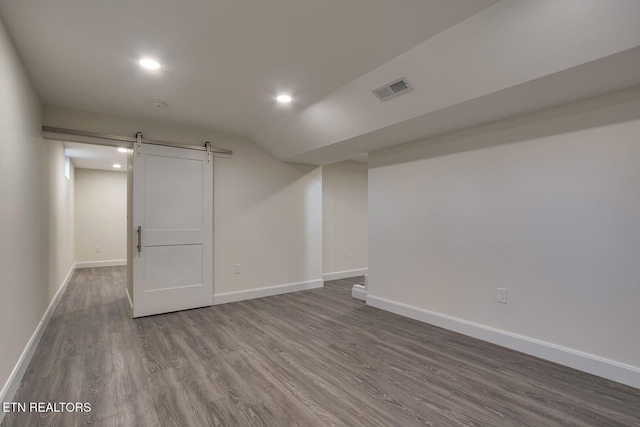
(133, 143), (212, 317)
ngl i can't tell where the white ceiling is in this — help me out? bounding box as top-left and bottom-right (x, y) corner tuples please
(253, 0), (640, 165)
(63, 141), (129, 172)
(0, 0), (497, 138)
(3, 1), (639, 167)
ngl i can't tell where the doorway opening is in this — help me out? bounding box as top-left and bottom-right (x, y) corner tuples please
(62, 140), (130, 297)
(49, 127), (228, 318)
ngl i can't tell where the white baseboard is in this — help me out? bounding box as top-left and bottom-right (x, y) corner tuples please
(75, 259), (126, 269)
(366, 295), (640, 390)
(351, 284), (367, 301)
(0, 263), (76, 416)
(322, 268), (368, 281)
(213, 279), (324, 305)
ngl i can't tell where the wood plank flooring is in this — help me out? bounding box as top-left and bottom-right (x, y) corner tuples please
(2, 267), (639, 426)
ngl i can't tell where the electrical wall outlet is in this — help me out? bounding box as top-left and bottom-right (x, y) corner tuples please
(344, 251), (350, 259)
(95, 246), (101, 253)
(497, 288), (507, 304)
(234, 264), (240, 274)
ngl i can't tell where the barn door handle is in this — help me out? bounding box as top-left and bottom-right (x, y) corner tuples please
(137, 226), (142, 254)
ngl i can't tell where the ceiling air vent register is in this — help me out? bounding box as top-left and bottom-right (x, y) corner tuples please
(372, 78), (413, 102)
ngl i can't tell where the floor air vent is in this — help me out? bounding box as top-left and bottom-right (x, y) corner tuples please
(372, 78), (413, 102)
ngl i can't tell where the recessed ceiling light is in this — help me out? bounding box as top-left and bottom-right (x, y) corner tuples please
(139, 58), (161, 70)
(276, 94), (292, 103)
(113, 163), (122, 169)
(117, 147), (128, 153)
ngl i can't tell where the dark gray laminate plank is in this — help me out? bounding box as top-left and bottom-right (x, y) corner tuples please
(564, 406), (640, 427)
(211, 319), (360, 425)
(80, 303), (111, 351)
(17, 351), (55, 396)
(562, 411), (640, 427)
(116, 390), (160, 427)
(177, 373), (228, 409)
(30, 355), (85, 427)
(210, 344), (331, 424)
(448, 382), (568, 427)
(83, 415), (117, 427)
(110, 332), (149, 398)
(79, 342), (117, 425)
(229, 302), (432, 426)
(497, 360), (640, 422)
(19, 411), (58, 427)
(35, 315), (66, 352)
(146, 317), (192, 373)
(11, 376), (46, 403)
(131, 316), (172, 375)
(4, 267), (640, 427)
(146, 368), (200, 427)
(230, 294), (552, 424)
(186, 305), (242, 353)
(240, 402), (288, 427)
(44, 354), (84, 400)
(504, 355), (640, 400)
(193, 398), (245, 427)
(209, 351), (271, 410)
(171, 332), (224, 377)
(274, 347), (431, 426)
(150, 334), (228, 408)
(523, 384), (640, 427)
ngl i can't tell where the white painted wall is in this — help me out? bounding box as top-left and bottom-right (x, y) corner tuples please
(43, 106), (323, 298)
(0, 17), (48, 403)
(322, 161), (368, 275)
(214, 143), (322, 294)
(48, 140), (75, 298)
(368, 87), (640, 372)
(75, 168), (127, 263)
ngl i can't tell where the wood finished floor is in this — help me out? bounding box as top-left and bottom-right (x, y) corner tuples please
(2, 267), (639, 427)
